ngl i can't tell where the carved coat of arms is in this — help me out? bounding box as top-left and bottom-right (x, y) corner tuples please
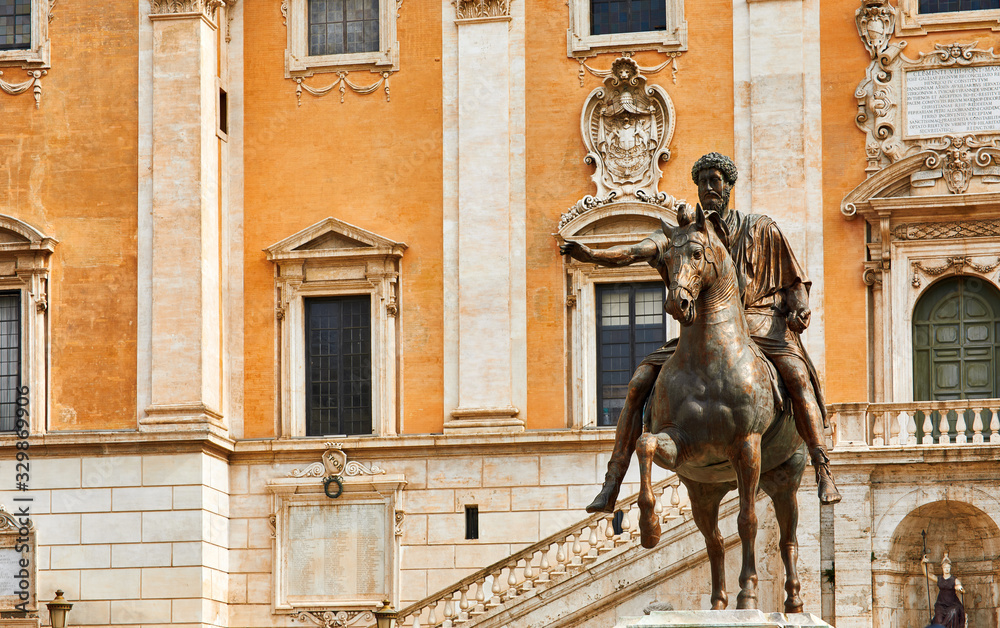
(582, 57), (675, 200)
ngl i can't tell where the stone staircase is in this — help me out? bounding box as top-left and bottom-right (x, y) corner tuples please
(395, 476), (751, 628)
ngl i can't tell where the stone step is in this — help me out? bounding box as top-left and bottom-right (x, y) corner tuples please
(614, 610), (832, 628)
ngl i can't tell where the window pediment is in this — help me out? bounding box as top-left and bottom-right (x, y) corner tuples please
(265, 217), (406, 263)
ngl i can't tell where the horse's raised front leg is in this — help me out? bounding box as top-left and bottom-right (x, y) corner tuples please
(759, 449), (807, 614)
(729, 433), (762, 609)
(635, 432), (678, 549)
(685, 479), (734, 610)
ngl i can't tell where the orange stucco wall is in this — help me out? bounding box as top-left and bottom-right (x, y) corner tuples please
(0, 1), (139, 429)
(524, 3), (735, 428)
(241, 1), (445, 437)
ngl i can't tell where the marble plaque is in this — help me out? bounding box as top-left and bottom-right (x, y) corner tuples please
(0, 548), (21, 598)
(286, 503), (386, 600)
(906, 65), (1000, 137)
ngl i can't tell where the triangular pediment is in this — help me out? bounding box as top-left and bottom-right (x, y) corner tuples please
(265, 217), (406, 261)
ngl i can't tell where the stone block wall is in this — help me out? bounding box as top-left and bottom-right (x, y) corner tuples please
(0, 451), (229, 627)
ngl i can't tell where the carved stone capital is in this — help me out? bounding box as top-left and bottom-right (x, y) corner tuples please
(454, 0), (511, 21)
(150, 0), (226, 22)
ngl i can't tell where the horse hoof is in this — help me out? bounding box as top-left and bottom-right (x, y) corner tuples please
(711, 599), (727, 610)
(585, 484), (619, 514)
(639, 516), (661, 549)
(735, 591), (757, 610)
(784, 598), (804, 614)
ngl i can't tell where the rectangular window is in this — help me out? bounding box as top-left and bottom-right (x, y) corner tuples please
(305, 296), (372, 436)
(0, 0), (31, 51)
(308, 0), (379, 57)
(0, 291), (20, 432)
(591, 0), (666, 36)
(919, 0), (999, 12)
(464, 505), (479, 540)
(596, 283), (666, 427)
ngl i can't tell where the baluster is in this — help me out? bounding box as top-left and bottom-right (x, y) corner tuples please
(973, 409), (985, 444)
(922, 411), (934, 445)
(506, 563), (519, 598)
(410, 613), (421, 628)
(654, 489), (664, 519)
(990, 408), (1000, 443)
(669, 484), (681, 518)
(889, 411), (901, 446)
(488, 571), (502, 607)
(459, 585), (470, 614)
(469, 580), (486, 616)
(584, 523), (599, 561)
(522, 555), (535, 591)
(536, 546), (552, 584)
(872, 411), (885, 447)
(938, 411), (951, 445)
(571, 532), (584, 569)
(442, 595), (455, 628)
(551, 540), (568, 578)
(598, 517), (614, 554)
(428, 603), (438, 627)
(956, 411), (968, 444)
(906, 411), (917, 446)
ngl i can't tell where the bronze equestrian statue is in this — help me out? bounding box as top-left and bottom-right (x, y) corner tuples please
(562, 152), (839, 513)
(560, 153), (839, 611)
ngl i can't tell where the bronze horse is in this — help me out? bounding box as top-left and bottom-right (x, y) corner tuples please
(636, 205), (806, 612)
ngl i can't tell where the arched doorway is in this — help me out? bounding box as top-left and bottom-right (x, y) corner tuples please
(876, 500), (1000, 628)
(913, 275), (1000, 401)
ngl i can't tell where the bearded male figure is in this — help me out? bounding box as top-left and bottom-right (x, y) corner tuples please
(560, 152), (841, 509)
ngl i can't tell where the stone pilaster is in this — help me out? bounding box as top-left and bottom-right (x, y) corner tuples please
(445, 1), (525, 433)
(144, 1), (225, 431)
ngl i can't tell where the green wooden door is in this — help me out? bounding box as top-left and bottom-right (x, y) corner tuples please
(913, 276), (1000, 401)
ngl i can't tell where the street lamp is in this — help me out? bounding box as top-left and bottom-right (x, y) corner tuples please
(46, 590), (72, 628)
(374, 600), (395, 628)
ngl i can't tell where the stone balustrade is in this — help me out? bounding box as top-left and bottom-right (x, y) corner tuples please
(394, 475), (690, 628)
(829, 399), (1000, 449)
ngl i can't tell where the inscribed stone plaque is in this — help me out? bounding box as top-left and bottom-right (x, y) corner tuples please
(0, 548), (20, 598)
(906, 66), (1000, 137)
(286, 503), (386, 600)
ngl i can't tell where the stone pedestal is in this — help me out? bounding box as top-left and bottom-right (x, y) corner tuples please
(614, 610), (833, 628)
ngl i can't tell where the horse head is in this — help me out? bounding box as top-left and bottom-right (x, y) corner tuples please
(660, 204), (731, 326)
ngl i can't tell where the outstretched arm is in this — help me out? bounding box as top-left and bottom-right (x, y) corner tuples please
(560, 239), (659, 267)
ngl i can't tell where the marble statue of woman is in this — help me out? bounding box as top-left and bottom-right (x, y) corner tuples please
(922, 552), (966, 628)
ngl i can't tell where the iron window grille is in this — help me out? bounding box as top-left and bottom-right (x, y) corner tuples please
(596, 282), (666, 427)
(590, 0), (667, 36)
(918, 0), (999, 12)
(305, 295), (373, 436)
(308, 0), (379, 56)
(0, 291), (20, 432)
(0, 0), (30, 51)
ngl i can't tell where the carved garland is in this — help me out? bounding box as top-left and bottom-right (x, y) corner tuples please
(0, 70), (45, 109)
(283, 0), (404, 105)
(910, 255), (1000, 288)
(577, 52), (683, 87)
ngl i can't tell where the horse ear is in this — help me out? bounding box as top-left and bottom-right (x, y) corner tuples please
(676, 203), (696, 227)
(659, 218), (674, 238)
(706, 212), (731, 250)
(694, 204), (707, 231)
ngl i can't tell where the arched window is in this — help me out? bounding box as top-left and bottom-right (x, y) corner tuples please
(913, 276), (1000, 400)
